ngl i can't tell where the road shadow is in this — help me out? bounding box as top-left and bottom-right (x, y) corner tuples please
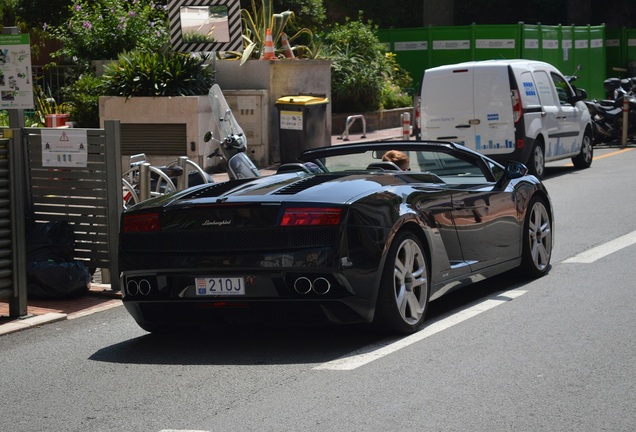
(89, 271), (533, 366)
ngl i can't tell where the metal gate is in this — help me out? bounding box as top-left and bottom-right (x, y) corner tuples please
(23, 121), (123, 291)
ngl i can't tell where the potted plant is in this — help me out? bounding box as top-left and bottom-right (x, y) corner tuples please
(33, 84), (71, 127)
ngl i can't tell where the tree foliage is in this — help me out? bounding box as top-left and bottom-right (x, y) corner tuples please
(44, 0), (169, 66)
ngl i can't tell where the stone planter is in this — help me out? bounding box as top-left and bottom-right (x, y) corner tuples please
(99, 95), (213, 169)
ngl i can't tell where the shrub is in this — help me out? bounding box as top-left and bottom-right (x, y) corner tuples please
(62, 73), (105, 128)
(45, 0), (169, 67)
(324, 16), (413, 113)
(102, 49), (213, 97)
(381, 52), (413, 109)
(324, 16), (389, 113)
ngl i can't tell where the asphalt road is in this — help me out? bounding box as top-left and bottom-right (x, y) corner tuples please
(1, 144), (635, 432)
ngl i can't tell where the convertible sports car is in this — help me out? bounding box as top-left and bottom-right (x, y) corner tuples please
(119, 141), (553, 334)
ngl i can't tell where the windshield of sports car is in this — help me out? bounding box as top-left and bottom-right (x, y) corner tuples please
(303, 146), (498, 184)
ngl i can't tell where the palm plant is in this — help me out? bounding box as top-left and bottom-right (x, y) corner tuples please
(232, 0), (318, 63)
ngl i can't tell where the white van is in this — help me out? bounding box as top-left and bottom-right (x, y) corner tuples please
(414, 59), (593, 178)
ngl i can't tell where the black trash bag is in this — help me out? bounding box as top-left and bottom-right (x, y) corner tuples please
(27, 260), (91, 299)
(26, 220), (75, 263)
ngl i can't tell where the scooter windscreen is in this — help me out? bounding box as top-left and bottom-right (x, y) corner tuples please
(209, 84), (245, 143)
(228, 153), (261, 179)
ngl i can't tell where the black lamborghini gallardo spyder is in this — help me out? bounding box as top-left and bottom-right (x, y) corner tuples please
(119, 141), (553, 334)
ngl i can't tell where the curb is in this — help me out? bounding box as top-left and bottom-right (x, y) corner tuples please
(0, 312), (67, 336)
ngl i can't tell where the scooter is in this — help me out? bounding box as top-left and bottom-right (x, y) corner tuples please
(583, 88), (636, 144)
(566, 73), (636, 145)
(204, 84), (261, 180)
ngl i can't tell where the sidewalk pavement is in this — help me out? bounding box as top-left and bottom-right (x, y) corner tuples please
(0, 127), (404, 336)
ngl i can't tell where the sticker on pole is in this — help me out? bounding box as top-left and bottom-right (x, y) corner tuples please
(41, 129), (88, 167)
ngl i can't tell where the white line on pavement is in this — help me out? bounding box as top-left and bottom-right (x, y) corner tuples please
(562, 230), (636, 264)
(314, 289), (527, 371)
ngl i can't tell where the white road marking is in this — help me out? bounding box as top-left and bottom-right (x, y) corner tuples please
(314, 289), (527, 371)
(562, 230), (636, 264)
(160, 430), (210, 432)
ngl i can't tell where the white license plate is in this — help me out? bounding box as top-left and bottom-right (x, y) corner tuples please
(195, 277), (245, 296)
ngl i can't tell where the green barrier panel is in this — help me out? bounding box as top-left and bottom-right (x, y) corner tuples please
(570, 26), (605, 99)
(605, 28), (623, 79)
(540, 25), (562, 70)
(378, 23), (607, 99)
(560, 26), (576, 77)
(428, 26), (473, 68)
(625, 29), (636, 76)
(378, 27), (431, 85)
(588, 26), (607, 100)
(521, 25), (541, 60)
(472, 24), (521, 61)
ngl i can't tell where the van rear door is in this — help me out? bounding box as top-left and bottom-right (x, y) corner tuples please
(420, 66), (474, 145)
(420, 64), (515, 154)
(472, 64), (516, 155)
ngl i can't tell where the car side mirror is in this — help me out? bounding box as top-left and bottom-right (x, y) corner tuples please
(568, 88), (587, 104)
(505, 160), (528, 179)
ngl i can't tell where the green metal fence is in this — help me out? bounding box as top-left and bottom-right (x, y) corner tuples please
(378, 23), (608, 99)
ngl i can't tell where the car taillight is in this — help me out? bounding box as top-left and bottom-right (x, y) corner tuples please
(511, 89), (522, 123)
(280, 208), (342, 226)
(122, 213), (161, 232)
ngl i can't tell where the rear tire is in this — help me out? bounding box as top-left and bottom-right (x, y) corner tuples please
(572, 130), (593, 169)
(519, 197), (553, 278)
(527, 140), (545, 179)
(375, 231), (430, 334)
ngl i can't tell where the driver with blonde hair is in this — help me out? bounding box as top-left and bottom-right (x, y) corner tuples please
(382, 150), (409, 170)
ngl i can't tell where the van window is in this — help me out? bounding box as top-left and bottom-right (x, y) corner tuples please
(532, 71), (556, 106)
(519, 72), (540, 106)
(550, 72), (572, 106)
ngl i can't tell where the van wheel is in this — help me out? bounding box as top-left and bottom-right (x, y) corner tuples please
(527, 140), (545, 179)
(572, 130), (593, 169)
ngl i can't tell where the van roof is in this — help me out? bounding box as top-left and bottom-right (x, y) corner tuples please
(426, 59), (557, 72)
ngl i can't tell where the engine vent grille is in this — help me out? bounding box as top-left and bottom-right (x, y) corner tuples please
(273, 175), (347, 195)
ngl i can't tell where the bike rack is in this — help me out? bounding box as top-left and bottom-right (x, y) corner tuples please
(338, 115), (367, 141)
(139, 163), (151, 202)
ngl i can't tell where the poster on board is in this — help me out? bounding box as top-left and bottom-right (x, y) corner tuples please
(0, 33), (34, 110)
(41, 129), (89, 168)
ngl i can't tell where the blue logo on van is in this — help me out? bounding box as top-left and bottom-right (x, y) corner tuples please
(523, 81), (537, 96)
(487, 113), (499, 121)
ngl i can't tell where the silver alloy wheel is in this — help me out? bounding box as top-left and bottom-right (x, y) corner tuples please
(581, 134), (593, 163)
(527, 200), (552, 272)
(392, 238), (428, 325)
(533, 145), (545, 178)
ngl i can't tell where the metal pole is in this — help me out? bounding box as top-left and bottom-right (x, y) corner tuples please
(8, 129), (28, 317)
(402, 112), (411, 141)
(139, 163), (151, 201)
(621, 96), (628, 149)
(177, 156), (188, 190)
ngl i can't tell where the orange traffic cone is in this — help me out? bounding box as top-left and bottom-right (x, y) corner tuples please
(261, 28), (277, 60)
(281, 32), (295, 59)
